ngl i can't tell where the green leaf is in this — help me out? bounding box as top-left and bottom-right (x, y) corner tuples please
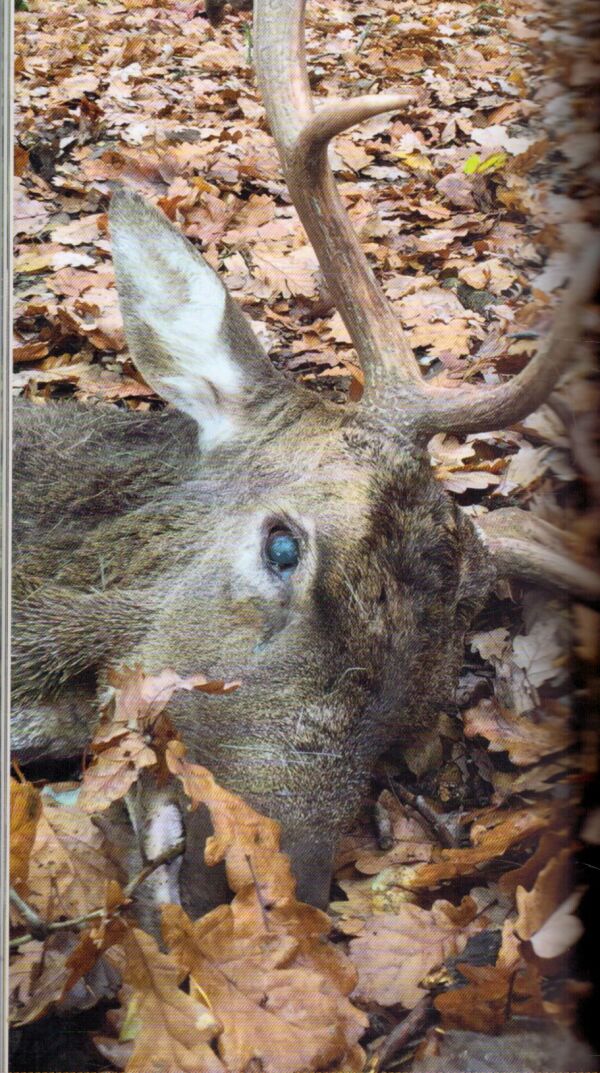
(463, 154), (482, 175)
(477, 151), (508, 173)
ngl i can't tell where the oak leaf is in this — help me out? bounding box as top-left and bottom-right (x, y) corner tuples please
(25, 795), (121, 920)
(10, 778), (42, 894)
(163, 904), (365, 1073)
(463, 697), (574, 766)
(80, 665), (239, 812)
(434, 959), (546, 1033)
(396, 806), (553, 889)
(349, 896), (485, 1008)
(164, 742), (367, 1072)
(117, 922), (225, 1073)
(515, 847), (574, 943)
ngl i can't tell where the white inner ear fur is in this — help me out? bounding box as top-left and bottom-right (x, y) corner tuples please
(114, 226), (242, 450)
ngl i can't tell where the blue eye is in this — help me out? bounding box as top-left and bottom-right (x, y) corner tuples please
(266, 530), (300, 573)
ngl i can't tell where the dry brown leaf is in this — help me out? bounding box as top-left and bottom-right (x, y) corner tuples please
(10, 901), (124, 1028)
(25, 795), (121, 920)
(10, 935), (75, 1028)
(251, 242), (319, 299)
(163, 743), (367, 1072)
(496, 444), (552, 496)
(463, 697), (574, 766)
(433, 915), (546, 1031)
(396, 806), (553, 889)
(80, 665), (240, 811)
(13, 339), (50, 363)
(349, 896), (485, 1008)
(499, 831), (571, 896)
(529, 889), (584, 960)
(117, 922), (225, 1073)
(511, 617), (568, 688)
(515, 847), (574, 942)
(10, 778), (42, 894)
(458, 258), (517, 293)
(51, 214), (103, 246)
(333, 137), (373, 173)
(434, 959), (546, 1033)
(14, 179), (51, 237)
(79, 732), (157, 813)
(165, 739), (291, 900)
(163, 904), (365, 1073)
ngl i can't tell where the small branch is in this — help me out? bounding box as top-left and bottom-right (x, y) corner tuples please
(10, 841), (184, 951)
(386, 777), (458, 848)
(356, 20), (373, 53)
(10, 888), (50, 942)
(124, 839), (185, 899)
(374, 996), (432, 1069)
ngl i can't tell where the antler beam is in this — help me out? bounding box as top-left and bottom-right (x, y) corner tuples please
(254, 0), (423, 387)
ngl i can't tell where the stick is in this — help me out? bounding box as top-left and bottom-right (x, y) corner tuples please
(9, 840), (184, 950)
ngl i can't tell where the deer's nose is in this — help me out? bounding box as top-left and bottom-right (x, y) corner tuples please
(279, 831), (335, 909)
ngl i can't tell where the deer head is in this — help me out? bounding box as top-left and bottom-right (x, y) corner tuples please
(62, 0), (600, 908)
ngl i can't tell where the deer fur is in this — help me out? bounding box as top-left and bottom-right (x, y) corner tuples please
(12, 0), (599, 912)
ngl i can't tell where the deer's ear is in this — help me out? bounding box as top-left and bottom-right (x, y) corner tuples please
(109, 189), (280, 449)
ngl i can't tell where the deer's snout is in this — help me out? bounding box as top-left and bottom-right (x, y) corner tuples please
(279, 830), (335, 909)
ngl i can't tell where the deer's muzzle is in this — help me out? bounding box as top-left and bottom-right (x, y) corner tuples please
(279, 829), (336, 909)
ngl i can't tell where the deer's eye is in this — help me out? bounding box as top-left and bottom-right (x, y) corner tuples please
(265, 529), (300, 574)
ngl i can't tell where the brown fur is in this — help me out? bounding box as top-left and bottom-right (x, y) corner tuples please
(12, 192), (496, 910)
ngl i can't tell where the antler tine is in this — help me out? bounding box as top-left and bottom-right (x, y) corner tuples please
(487, 537), (600, 603)
(253, 0), (424, 388)
(419, 241), (600, 436)
(476, 508), (600, 603)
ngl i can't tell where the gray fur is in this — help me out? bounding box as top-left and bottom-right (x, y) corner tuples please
(12, 192), (496, 911)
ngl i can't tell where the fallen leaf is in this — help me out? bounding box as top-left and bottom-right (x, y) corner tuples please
(118, 922), (225, 1073)
(396, 806), (553, 888)
(163, 743), (367, 1071)
(163, 904), (365, 1073)
(529, 889), (584, 960)
(515, 847), (574, 942)
(10, 778), (42, 893)
(25, 795), (121, 920)
(51, 214), (103, 246)
(463, 697), (574, 766)
(349, 897), (485, 1008)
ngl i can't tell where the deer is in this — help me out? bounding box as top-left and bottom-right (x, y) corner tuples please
(12, 0), (600, 917)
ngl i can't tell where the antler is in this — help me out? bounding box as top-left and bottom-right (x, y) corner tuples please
(418, 244), (600, 436)
(254, 0), (599, 433)
(253, 0), (423, 389)
(477, 509), (600, 603)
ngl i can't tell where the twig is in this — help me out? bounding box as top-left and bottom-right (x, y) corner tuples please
(356, 20), (373, 53)
(10, 840), (184, 951)
(374, 996), (432, 1069)
(10, 888), (50, 942)
(386, 776), (458, 848)
(124, 839), (185, 898)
